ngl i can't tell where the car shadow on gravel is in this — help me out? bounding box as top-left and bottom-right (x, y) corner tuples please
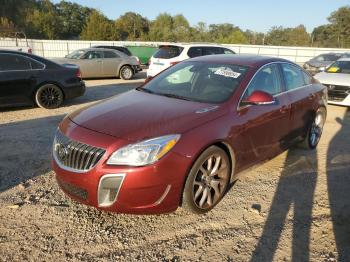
(327, 109), (350, 261)
(250, 147), (318, 262)
(63, 82), (144, 107)
(0, 115), (65, 193)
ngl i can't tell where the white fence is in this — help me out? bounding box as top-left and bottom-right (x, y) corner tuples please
(1, 37), (350, 65)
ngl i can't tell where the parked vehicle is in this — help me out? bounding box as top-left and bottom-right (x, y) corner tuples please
(0, 31), (32, 53)
(314, 58), (350, 106)
(93, 45), (141, 64)
(53, 48), (141, 80)
(147, 43), (236, 77)
(0, 50), (85, 109)
(52, 55), (327, 214)
(303, 53), (346, 75)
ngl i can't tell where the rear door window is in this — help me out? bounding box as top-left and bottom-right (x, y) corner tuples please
(203, 47), (224, 55)
(103, 51), (119, 58)
(0, 54), (31, 71)
(187, 47), (203, 58)
(83, 51), (103, 60)
(153, 46), (184, 59)
(281, 64), (306, 90)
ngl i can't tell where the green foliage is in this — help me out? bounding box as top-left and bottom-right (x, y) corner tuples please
(115, 12), (149, 41)
(80, 10), (114, 40)
(266, 25), (310, 46)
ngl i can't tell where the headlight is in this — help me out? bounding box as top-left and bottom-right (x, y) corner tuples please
(107, 135), (180, 166)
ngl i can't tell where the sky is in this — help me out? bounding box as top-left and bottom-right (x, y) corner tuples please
(52, 0), (350, 33)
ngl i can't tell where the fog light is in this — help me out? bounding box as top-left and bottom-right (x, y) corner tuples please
(98, 174), (125, 207)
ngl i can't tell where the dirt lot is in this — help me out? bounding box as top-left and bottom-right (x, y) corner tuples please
(0, 75), (349, 262)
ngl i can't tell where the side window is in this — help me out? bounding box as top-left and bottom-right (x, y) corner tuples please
(103, 51), (119, 58)
(83, 51), (102, 60)
(187, 47), (202, 58)
(302, 70), (312, 85)
(30, 59), (45, 70)
(223, 48), (235, 54)
(0, 54), (31, 71)
(204, 47), (224, 55)
(244, 64), (282, 98)
(281, 64), (305, 90)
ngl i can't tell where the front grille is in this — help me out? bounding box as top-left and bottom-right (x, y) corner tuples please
(325, 84), (350, 102)
(57, 178), (88, 200)
(53, 130), (105, 172)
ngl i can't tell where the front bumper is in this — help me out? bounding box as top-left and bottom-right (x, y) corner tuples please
(52, 121), (191, 214)
(132, 65), (142, 73)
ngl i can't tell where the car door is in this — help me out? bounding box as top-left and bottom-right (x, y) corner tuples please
(280, 63), (314, 142)
(0, 53), (37, 106)
(102, 50), (122, 77)
(79, 51), (103, 78)
(233, 63), (292, 170)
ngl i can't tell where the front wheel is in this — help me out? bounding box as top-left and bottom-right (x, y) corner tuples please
(35, 84), (64, 109)
(299, 108), (326, 149)
(120, 65), (134, 80)
(182, 146), (231, 214)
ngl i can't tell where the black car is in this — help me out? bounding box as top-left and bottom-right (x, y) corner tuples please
(0, 50), (85, 109)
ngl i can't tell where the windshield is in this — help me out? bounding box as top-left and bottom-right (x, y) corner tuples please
(66, 50), (85, 59)
(326, 61), (350, 74)
(140, 62), (249, 103)
(153, 46), (184, 59)
(315, 54), (341, 62)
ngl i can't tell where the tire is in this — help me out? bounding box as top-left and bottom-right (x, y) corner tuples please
(299, 107), (326, 149)
(35, 84), (64, 109)
(120, 65), (134, 80)
(182, 146), (231, 214)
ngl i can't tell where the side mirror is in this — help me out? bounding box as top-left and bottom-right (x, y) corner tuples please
(242, 90), (275, 106)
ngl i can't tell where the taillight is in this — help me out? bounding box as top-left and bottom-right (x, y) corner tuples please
(76, 69), (82, 78)
(148, 58), (152, 65)
(170, 61), (179, 66)
(28, 48), (32, 54)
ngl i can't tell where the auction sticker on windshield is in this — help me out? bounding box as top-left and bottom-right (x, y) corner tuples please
(214, 68), (241, 78)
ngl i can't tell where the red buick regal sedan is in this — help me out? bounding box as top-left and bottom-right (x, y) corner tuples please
(52, 55), (327, 214)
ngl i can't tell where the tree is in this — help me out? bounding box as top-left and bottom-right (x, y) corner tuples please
(208, 23), (248, 44)
(328, 6), (350, 47)
(25, 0), (62, 39)
(56, 1), (93, 39)
(148, 13), (175, 41)
(172, 14), (191, 42)
(80, 10), (114, 40)
(115, 12), (149, 41)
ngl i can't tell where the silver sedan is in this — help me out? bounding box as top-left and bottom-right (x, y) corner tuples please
(53, 48), (141, 80)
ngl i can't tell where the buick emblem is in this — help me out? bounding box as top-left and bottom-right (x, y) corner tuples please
(57, 143), (69, 161)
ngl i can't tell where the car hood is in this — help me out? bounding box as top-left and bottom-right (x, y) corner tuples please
(314, 72), (350, 86)
(307, 61), (333, 68)
(68, 89), (225, 141)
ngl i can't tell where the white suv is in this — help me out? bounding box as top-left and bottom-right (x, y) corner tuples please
(147, 44), (235, 77)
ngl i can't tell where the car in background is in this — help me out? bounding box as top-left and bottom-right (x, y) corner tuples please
(93, 45), (141, 64)
(147, 44), (236, 77)
(314, 58), (350, 106)
(53, 55), (327, 215)
(54, 48), (141, 80)
(303, 53), (348, 75)
(0, 50), (85, 109)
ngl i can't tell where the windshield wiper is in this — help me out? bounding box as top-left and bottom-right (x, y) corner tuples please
(158, 93), (193, 101)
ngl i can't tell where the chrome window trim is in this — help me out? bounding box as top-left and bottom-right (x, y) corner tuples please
(0, 53), (46, 72)
(237, 61), (313, 111)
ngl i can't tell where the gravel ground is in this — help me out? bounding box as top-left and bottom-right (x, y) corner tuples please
(0, 74), (349, 262)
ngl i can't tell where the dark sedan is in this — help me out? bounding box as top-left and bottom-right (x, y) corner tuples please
(0, 50), (85, 109)
(53, 55), (327, 214)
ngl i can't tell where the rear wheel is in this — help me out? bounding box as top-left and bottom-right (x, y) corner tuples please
(182, 146), (231, 214)
(299, 108), (326, 149)
(35, 84), (64, 109)
(120, 65), (134, 80)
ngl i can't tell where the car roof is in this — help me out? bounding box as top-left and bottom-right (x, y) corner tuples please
(159, 43), (226, 48)
(188, 54), (292, 68)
